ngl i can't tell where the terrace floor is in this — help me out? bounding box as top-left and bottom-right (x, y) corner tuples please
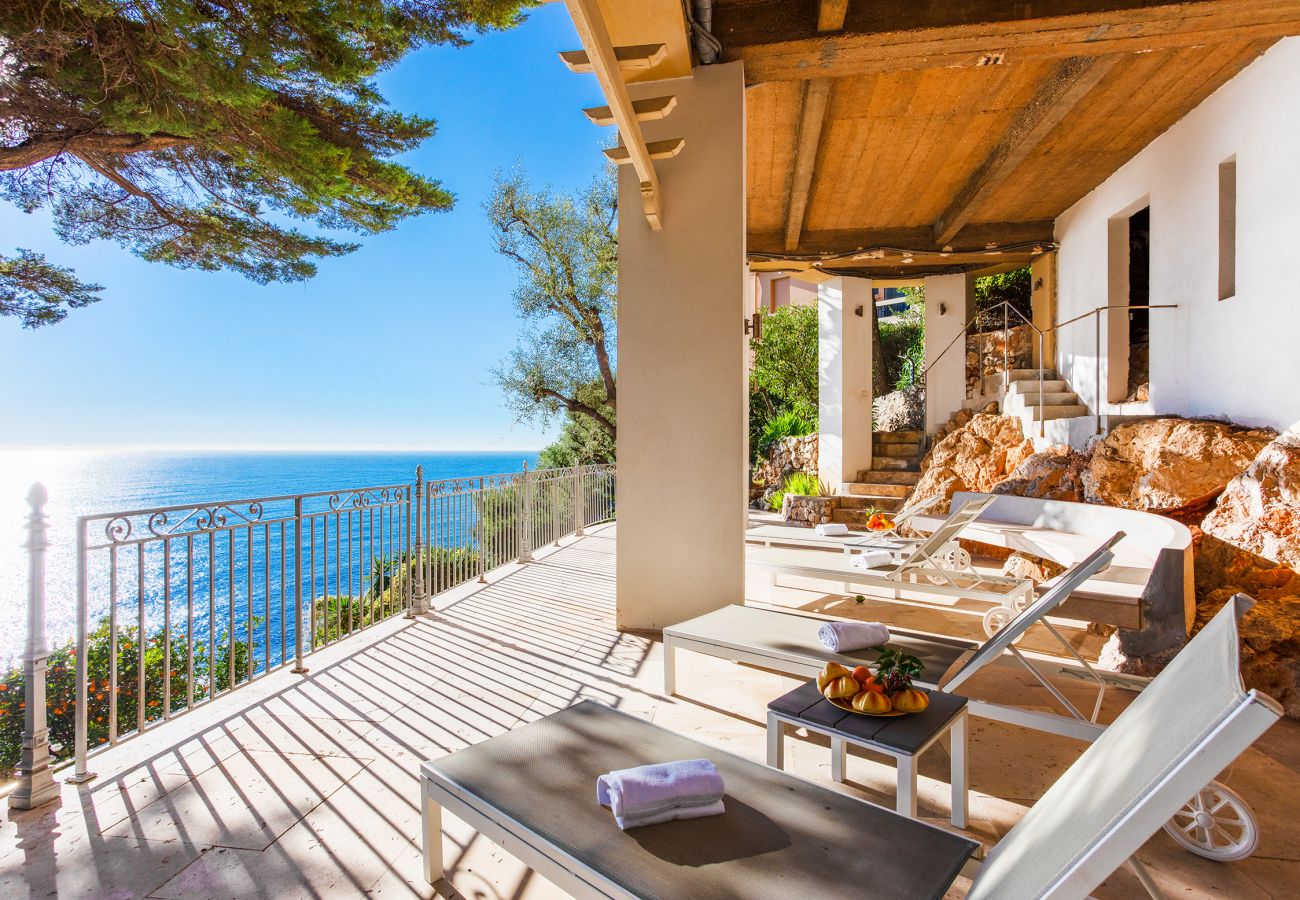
(4, 522), (1300, 899)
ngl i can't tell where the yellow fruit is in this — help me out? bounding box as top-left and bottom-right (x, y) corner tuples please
(822, 675), (859, 700)
(816, 662), (853, 692)
(890, 688), (929, 713)
(851, 690), (893, 714)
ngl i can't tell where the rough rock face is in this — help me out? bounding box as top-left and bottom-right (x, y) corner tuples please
(1083, 418), (1274, 513)
(910, 410), (1035, 509)
(992, 445), (1090, 503)
(966, 323), (1033, 400)
(1203, 424), (1300, 571)
(873, 386), (924, 433)
(1190, 529), (1300, 716)
(751, 433), (818, 508)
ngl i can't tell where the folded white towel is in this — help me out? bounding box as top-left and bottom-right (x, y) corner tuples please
(818, 621), (891, 652)
(597, 759), (726, 830)
(850, 549), (895, 570)
(815, 523), (849, 536)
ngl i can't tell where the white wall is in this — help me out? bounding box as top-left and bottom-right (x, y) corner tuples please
(616, 62), (748, 631)
(1055, 39), (1300, 433)
(818, 277), (873, 487)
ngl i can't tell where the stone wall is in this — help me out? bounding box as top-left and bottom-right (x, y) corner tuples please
(966, 323), (1033, 399)
(782, 494), (836, 526)
(751, 433), (818, 508)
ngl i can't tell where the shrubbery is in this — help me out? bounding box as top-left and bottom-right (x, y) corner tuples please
(768, 471), (824, 511)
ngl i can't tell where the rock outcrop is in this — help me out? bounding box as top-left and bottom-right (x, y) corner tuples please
(1083, 418), (1274, 513)
(1203, 424), (1300, 571)
(910, 409), (1034, 510)
(873, 386), (924, 433)
(751, 433), (818, 509)
(992, 445), (1090, 503)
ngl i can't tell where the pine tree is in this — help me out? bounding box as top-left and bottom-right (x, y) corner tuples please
(0, 0), (528, 325)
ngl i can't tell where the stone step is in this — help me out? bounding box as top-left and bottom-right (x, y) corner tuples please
(838, 495), (905, 510)
(872, 441), (922, 458)
(871, 456), (920, 472)
(1026, 404), (1092, 421)
(1015, 391), (1081, 407)
(1007, 379), (1070, 394)
(873, 430), (925, 444)
(853, 469), (921, 485)
(1008, 368), (1057, 381)
(844, 482), (912, 498)
(832, 501), (905, 524)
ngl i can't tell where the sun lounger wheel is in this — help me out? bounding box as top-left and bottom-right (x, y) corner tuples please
(1162, 781), (1259, 861)
(982, 606), (1022, 642)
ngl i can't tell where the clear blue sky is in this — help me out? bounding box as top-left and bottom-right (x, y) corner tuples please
(0, 5), (606, 451)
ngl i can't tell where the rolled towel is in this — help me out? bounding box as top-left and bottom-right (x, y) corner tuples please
(815, 523), (849, 536)
(850, 549), (895, 570)
(818, 620), (891, 652)
(597, 759), (725, 830)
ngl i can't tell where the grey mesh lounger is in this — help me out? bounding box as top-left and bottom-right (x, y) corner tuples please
(421, 597), (1279, 899)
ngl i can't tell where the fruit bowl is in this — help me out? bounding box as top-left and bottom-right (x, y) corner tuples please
(827, 696), (912, 717)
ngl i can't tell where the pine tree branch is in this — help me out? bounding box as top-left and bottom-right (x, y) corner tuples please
(0, 132), (190, 172)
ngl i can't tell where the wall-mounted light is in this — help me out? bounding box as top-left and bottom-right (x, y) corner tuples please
(854, 305), (864, 317)
(939, 302), (948, 316)
(1034, 277), (1044, 291)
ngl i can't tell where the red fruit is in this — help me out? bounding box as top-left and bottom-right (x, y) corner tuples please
(861, 675), (886, 694)
(850, 665), (872, 683)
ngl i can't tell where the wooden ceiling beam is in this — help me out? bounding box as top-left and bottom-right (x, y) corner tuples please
(562, 0), (671, 229)
(714, 0), (1300, 82)
(583, 95), (677, 126)
(817, 0), (849, 32)
(933, 55), (1121, 247)
(752, 220), (1056, 259)
(783, 79), (833, 253)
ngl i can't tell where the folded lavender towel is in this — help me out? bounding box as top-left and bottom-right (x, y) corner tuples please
(597, 758), (725, 830)
(818, 621), (891, 652)
(815, 523), (849, 536)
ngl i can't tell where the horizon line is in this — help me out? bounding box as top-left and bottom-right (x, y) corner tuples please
(0, 444), (544, 454)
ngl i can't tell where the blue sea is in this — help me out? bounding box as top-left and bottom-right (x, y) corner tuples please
(0, 450), (539, 666)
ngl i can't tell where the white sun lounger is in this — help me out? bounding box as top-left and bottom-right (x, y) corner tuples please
(747, 497), (1032, 618)
(420, 597), (1278, 899)
(745, 492), (946, 552)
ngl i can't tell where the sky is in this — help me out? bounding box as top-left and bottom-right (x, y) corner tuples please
(0, 4), (607, 452)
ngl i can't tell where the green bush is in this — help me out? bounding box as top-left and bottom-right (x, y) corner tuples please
(756, 409), (816, 460)
(0, 616), (252, 780)
(769, 470), (823, 511)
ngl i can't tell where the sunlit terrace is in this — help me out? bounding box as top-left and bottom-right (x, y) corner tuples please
(4, 524), (1298, 899)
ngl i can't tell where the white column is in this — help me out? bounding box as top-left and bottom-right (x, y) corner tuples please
(616, 62), (747, 631)
(923, 274), (974, 434)
(817, 276), (874, 489)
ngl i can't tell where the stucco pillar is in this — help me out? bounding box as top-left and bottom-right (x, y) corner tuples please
(923, 273), (974, 434)
(616, 62), (747, 631)
(818, 277), (874, 489)
(1031, 252), (1057, 369)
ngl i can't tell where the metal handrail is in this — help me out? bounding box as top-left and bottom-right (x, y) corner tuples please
(920, 299), (1177, 438)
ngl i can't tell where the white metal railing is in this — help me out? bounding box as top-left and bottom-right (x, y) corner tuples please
(921, 300), (1176, 437)
(4, 462), (614, 801)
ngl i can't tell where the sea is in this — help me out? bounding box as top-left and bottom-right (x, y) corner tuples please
(0, 450), (539, 667)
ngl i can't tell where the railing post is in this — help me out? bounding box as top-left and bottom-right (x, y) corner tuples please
(1038, 330), (1046, 439)
(1095, 309), (1103, 435)
(408, 466), (427, 617)
(1002, 300), (1009, 395)
(11, 484), (60, 810)
(292, 495), (308, 674)
(477, 476), (488, 583)
(517, 461), (533, 564)
(70, 514), (94, 783)
(574, 466), (585, 537)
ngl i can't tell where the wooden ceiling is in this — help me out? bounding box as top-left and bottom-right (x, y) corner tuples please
(715, 0), (1300, 276)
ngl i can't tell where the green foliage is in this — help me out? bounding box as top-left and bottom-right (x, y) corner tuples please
(0, 615), (252, 779)
(749, 304), (819, 459)
(879, 290), (925, 390)
(538, 404), (616, 469)
(488, 168), (617, 440)
(0, 0), (529, 319)
(0, 249), (103, 327)
(768, 470), (823, 511)
(973, 267), (1032, 329)
(871, 646), (925, 692)
(756, 409), (815, 460)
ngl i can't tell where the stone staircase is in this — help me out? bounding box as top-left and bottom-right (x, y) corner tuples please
(833, 430), (924, 526)
(1002, 369), (1090, 422)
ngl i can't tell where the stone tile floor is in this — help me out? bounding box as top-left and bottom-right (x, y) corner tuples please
(2, 522), (1298, 898)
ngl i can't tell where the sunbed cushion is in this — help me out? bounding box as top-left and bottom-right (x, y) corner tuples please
(667, 604), (971, 685)
(428, 701), (977, 899)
